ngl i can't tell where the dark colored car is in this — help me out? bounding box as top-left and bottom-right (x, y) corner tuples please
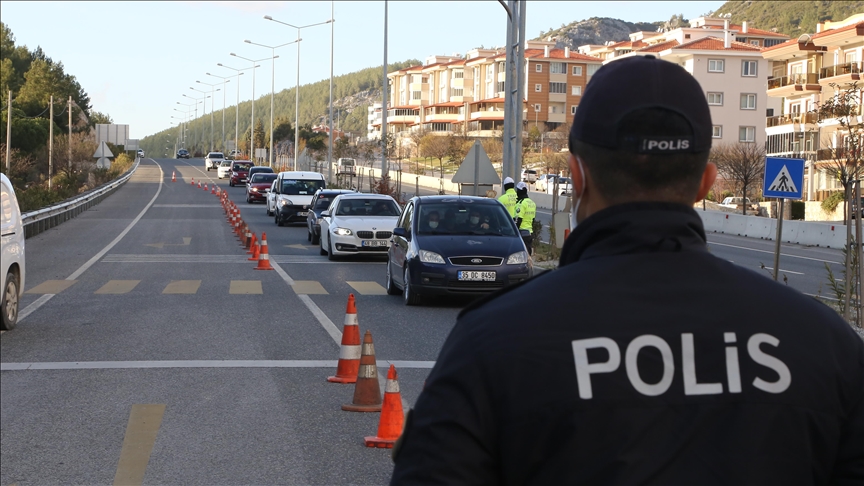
(247, 166), (274, 181)
(176, 149), (190, 159)
(306, 189), (355, 244)
(229, 161), (254, 186)
(386, 195), (533, 305)
(246, 173), (278, 204)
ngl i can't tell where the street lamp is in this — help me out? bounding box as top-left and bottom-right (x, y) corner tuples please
(264, 14), (333, 172)
(181, 95), (208, 154)
(199, 78), (230, 152)
(190, 86), (219, 150)
(245, 38), (301, 168)
(231, 52), (277, 164)
(205, 72), (235, 153)
(217, 63), (256, 158)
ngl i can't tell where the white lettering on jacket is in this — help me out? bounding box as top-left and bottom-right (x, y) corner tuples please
(572, 333), (790, 399)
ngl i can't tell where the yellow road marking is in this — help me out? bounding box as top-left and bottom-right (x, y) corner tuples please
(230, 280), (263, 294)
(292, 281), (328, 295)
(162, 280), (201, 294)
(346, 281), (387, 295)
(95, 280), (141, 294)
(25, 280), (77, 294)
(113, 404), (166, 486)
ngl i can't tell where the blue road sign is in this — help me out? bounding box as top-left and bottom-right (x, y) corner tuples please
(763, 157), (805, 199)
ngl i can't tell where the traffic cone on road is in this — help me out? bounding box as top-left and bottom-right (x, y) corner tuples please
(342, 330), (382, 412)
(248, 240), (260, 261)
(191, 178), (195, 186)
(211, 185), (217, 195)
(364, 364), (404, 448)
(203, 183), (208, 192)
(254, 232), (273, 270)
(197, 181), (201, 189)
(244, 226), (253, 249)
(328, 294), (362, 384)
(172, 171), (176, 182)
(246, 233), (257, 254)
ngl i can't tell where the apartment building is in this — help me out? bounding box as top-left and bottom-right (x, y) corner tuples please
(762, 13), (864, 200)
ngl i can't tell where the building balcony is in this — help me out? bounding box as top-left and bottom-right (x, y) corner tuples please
(767, 73), (821, 97)
(818, 61), (862, 85)
(817, 146), (857, 161)
(470, 110), (505, 121)
(425, 113), (459, 123)
(766, 112), (818, 127)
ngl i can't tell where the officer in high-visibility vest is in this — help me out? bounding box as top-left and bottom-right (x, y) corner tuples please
(514, 181), (536, 254)
(497, 177), (517, 218)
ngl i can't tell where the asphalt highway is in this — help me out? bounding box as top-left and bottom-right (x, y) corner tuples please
(0, 158), (848, 484)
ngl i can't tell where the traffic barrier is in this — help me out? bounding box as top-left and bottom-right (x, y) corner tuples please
(247, 232), (257, 254)
(364, 364), (404, 448)
(172, 171), (176, 182)
(328, 294), (361, 384)
(342, 330), (382, 412)
(254, 232), (273, 270)
(248, 240), (260, 261)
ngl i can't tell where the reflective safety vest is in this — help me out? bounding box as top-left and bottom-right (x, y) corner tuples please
(515, 197), (537, 233)
(498, 188), (518, 218)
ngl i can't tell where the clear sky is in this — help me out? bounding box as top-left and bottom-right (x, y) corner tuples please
(2, 1), (724, 139)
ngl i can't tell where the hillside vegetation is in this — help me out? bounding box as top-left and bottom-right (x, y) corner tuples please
(714, 0), (863, 36)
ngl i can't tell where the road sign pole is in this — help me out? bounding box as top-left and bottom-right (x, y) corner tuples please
(773, 198), (784, 282)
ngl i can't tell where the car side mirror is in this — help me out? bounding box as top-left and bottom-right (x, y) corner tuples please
(392, 227), (409, 239)
(321, 210), (330, 217)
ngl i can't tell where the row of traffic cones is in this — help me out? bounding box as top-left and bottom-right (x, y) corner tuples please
(331, 294), (404, 448)
(217, 186), (273, 270)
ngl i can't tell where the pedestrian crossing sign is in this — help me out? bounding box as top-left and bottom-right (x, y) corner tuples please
(762, 157), (804, 199)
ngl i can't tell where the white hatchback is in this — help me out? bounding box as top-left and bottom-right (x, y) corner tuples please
(319, 193), (401, 260)
(217, 160), (233, 179)
(1, 173), (25, 330)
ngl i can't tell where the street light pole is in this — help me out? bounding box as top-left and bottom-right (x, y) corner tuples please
(217, 63), (256, 157)
(263, 15), (333, 171)
(328, 0), (335, 184)
(231, 53), (274, 163)
(204, 75), (233, 151)
(382, 0), (389, 178)
(245, 39), (299, 168)
(192, 85), (219, 151)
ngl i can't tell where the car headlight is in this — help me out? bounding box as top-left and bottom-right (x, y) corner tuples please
(507, 251), (528, 265)
(279, 198), (293, 207)
(316, 217), (323, 224)
(251, 188), (258, 192)
(333, 227), (352, 236)
(419, 250), (445, 264)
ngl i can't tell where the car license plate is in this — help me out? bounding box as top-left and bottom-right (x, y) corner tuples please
(297, 211), (308, 217)
(458, 271), (496, 281)
(361, 240), (387, 247)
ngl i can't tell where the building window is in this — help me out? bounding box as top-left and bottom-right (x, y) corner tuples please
(685, 34), (691, 39)
(764, 38), (784, 47)
(451, 88), (463, 97)
(712, 126), (722, 138)
(549, 82), (566, 94)
(740, 93), (757, 110)
(497, 81), (505, 93)
(453, 70), (464, 79)
(739, 126), (756, 143)
(749, 40), (760, 46)
(742, 60), (757, 77)
(535, 84), (542, 92)
(587, 64), (600, 76)
(708, 59), (725, 73)
(411, 91), (421, 100)
(550, 62), (566, 74)
(572, 85), (582, 96)
(536, 63), (543, 72)
(707, 92), (723, 105)
(571, 105), (578, 115)
(572, 65), (583, 76)
(534, 104), (541, 112)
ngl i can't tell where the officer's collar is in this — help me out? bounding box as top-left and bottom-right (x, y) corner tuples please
(560, 202), (708, 265)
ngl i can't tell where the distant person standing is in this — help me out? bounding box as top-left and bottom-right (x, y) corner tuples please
(514, 181), (536, 254)
(497, 176), (517, 218)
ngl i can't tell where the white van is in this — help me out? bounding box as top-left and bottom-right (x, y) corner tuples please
(337, 158), (356, 176)
(267, 171), (327, 226)
(1, 173), (25, 330)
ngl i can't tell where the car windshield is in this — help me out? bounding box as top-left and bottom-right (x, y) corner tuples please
(334, 198), (400, 216)
(220, 161), (231, 167)
(558, 178), (572, 184)
(280, 179), (325, 195)
(416, 202), (517, 236)
(233, 163), (253, 171)
(209, 153), (224, 158)
(251, 173), (277, 184)
(314, 196), (335, 210)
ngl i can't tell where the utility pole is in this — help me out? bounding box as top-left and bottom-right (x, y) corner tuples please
(327, 0), (335, 184)
(49, 95), (53, 190)
(5, 90), (11, 172)
(381, 0), (389, 179)
(501, 0), (527, 183)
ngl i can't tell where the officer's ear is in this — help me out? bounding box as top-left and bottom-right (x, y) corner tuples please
(695, 161), (717, 203)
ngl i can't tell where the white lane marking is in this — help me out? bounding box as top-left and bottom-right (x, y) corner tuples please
(761, 267), (805, 275)
(0, 360), (436, 371)
(18, 162), (164, 323)
(708, 241), (842, 265)
(270, 260), (343, 345)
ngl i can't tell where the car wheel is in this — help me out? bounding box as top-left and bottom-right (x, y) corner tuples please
(1, 271), (19, 331)
(266, 206), (273, 217)
(311, 229), (319, 245)
(307, 226), (312, 242)
(385, 260), (400, 295)
(246, 195), (251, 203)
(320, 233), (328, 256)
(328, 237), (338, 261)
(229, 181), (234, 187)
(276, 215), (283, 227)
(403, 267), (421, 306)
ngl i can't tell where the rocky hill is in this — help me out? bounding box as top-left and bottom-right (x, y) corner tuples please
(536, 17), (664, 49)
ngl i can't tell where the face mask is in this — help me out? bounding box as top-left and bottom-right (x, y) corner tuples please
(470, 216), (480, 224)
(429, 221), (438, 229)
(570, 157), (587, 231)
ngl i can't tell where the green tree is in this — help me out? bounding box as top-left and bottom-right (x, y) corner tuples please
(271, 117), (293, 143)
(253, 119), (265, 149)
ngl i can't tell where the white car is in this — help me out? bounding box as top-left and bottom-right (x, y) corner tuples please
(319, 193), (401, 261)
(521, 168), (538, 183)
(136, 149), (145, 159)
(217, 160), (233, 179)
(1, 173), (25, 330)
(540, 175), (573, 195)
(205, 152), (225, 171)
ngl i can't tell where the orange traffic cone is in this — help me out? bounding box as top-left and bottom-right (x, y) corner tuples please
(328, 294), (362, 384)
(254, 232), (273, 270)
(172, 171), (176, 182)
(365, 364), (404, 448)
(244, 226), (253, 249)
(248, 240), (260, 261)
(203, 183), (208, 191)
(191, 178), (195, 186)
(211, 185), (216, 195)
(246, 232), (257, 254)
(342, 330), (382, 412)
(197, 181), (201, 189)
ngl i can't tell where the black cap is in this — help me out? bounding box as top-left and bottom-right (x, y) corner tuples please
(570, 56), (712, 154)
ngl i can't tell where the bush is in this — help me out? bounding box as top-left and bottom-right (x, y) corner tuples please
(721, 190), (734, 200)
(790, 201), (805, 220)
(821, 191), (845, 213)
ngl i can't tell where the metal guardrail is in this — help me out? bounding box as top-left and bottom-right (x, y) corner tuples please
(20, 160), (140, 239)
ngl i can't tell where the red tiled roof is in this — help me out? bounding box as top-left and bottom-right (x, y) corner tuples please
(637, 39), (680, 53)
(472, 116), (505, 121)
(673, 36), (763, 51)
(426, 102), (464, 108)
(470, 97), (506, 105)
(523, 48), (603, 62)
(388, 105), (420, 110)
(441, 59), (466, 66)
(701, 23), (789, 38)
(810, 21), (864, 39)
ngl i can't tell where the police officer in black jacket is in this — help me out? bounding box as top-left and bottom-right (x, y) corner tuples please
(390, 56), (864, 485)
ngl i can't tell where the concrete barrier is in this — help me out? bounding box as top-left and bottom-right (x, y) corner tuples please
(696, 208), (849, 248)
